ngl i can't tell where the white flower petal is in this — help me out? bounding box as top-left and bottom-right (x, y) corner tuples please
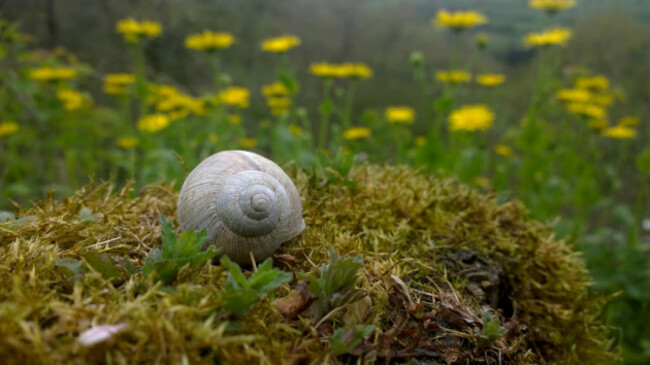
(77, 323), (128, 346)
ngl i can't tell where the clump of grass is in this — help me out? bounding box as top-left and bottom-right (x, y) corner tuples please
(0, 166), (619, 363)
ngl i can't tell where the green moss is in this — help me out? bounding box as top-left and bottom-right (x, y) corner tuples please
(0, 166), (618, 363)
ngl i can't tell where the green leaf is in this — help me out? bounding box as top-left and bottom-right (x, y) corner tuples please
(55, 258), (85, 278)
(331, 323), (374, 356)
(82, 252), (120, 280)
(248, 259), (293, 294)
(636, 147), (650, 176)
(221, 289), (260, 316)
(221, 256), (249, 290)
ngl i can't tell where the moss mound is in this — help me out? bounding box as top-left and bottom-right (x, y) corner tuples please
(0, 165), (617, 364)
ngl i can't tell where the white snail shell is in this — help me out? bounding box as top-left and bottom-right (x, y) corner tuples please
(177, 150), (305, 265)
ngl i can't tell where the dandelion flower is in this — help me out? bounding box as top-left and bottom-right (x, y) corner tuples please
(116, 18), (162, 43)
(576, 76), (609, 92)
(239, 138), (258, 148)
(476, 74), (505, 87)
(261, 35), (301, 53)
(227, 114), (242, 125)
(602, 125), (636, 139)
(103, 73), (136, 95)
(185, 30), (234, 51)
(494, 144), (512, 157)
(137, 114), (170, 133)
(436, 70), (472, 84)
(117, 137), (138, 149)
(555, 89), (591, 103)
(343, 127), (372, 140)
(288, 124), (303, 137)
(524, 28), (571, 47)
(262, 82), (290, 97)
(618, 116), (639, 127)
(567, 103), (606, 119)
(216, 87), (250, 109)
(57, 89), (85, 111)
(0, 121), (19, 137)
(530, 0), (576, 14)
(310, 62), (373, 79)
(449, 105), (495, 132)
(385, 107), (415, 124)
(433, 10), (488, 31)
(29, 67), (77, 82)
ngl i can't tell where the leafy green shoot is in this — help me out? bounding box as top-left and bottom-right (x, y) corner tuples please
(331, 321), (374, 356)
(142, 215), (218, 285)
(478, 310), (506, 344)
(302, 246), (365, 320)
(220, 256), (293, 316)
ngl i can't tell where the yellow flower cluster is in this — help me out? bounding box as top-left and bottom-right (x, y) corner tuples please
(215, 87), (250, 109)
(343, 127), (372, 140)
(262, 82), (291, 116)
(476, 74), (505, 87)
(433, 10), (488, 30)
(449, 105), (495, 132)
(288, 124), (303, 137)
(310, 63), (373, 79)
(29, 67), (77, 82)
(117, 137), (138, 149)
(239, 138), (258, 148)
(494, 144), (512, 157)
(185, 30), (234, 52)
(57, 89), (85, 111)
(137, 114), (170, 133)
(529, 0), (576, 13)
(103, 73), (136, 95)
(524, 28), (572, 47)
(385, 107), (415, 124)
(436, 70), (472, 84)
(555, 75), (615, 120)
(261, 35), (301, 53)
(116, 18), (162, 43)
(602, 125), (636, 139)
(0, 121), (19, 137)
(149, 85), (205, 121)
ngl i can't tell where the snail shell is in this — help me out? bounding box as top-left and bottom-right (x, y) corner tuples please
(177, 150), (305, 265)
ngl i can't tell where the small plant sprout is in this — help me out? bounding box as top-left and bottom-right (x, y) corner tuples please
(301, 246), (365, 320)
(331, 320), (374, 356)
(142, 215), (218, 285)
(478, 309), (506, 344)
(220, 256), (293, 316)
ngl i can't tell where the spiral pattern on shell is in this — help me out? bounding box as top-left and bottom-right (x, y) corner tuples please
(177, 150), (305, 264)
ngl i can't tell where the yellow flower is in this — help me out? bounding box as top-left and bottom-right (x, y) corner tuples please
(29, 67), (77, 82)
(588, 119), (609, 130)
(343, 127), (372, 140)
(530, 0), (576, 13)
(116, 18), (162, 43)
(239, 138), (258, 148)
(185, 30), (234, 51)
(433, 10), (488, 30)
(137, 114), (170, 133)
(261, 35), (301, 53)
(555, 89), (591, 103)
(415, 136), (427, 147)
(524, 28), (572, 47)
(567, 103), (606, 119)
(476, 74), (505, 87)
(590, 94), (615, 107)
(0, 121), (19, 137)
(208, 133), (218, 143)
(436, 70), (472, 84)
(288, 124), (303, 137)
(385, 107), (415, 124)
(267, 97), (292, 109)
(618, 116), (639, 128)
(576, 76), (609, 92)
(309, 62), (373, 79)
(262, 82), (290, 97)
(216, 87), (250, 109)
(227, 114), (242, 125)
(602, 126), (636, 139)
(149, 84), (205, 119)
(449, 105), (495, 132)
(57, 89), (85, 111)
(494, 144), (512, 157)
(117, 137), (138, 149)
(103, 73), (136, 95)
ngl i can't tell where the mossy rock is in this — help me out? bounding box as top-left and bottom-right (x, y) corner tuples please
(0, 165), (617, 364)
